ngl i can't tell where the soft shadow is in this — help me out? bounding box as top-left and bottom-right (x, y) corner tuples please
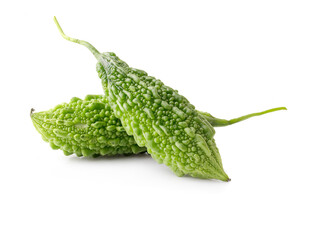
(68, 152), (151, 163)
(181, 174), (231, 184)
(67, 153), (231, 184)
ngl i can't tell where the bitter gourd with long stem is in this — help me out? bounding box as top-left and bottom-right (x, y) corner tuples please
(54, 17), (286, 181)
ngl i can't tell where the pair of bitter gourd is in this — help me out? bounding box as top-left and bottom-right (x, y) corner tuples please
(31, 17), (286, 181)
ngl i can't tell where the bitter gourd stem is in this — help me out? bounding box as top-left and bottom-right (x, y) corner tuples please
(201, 107), (287, 127)
(228, 107), (287, 125)
(53, 16), (101, 60)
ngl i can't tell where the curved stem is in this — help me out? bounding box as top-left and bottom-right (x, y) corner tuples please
(228, 107), (287, 125)
(53, 16), (101, 60)
(200, 107), (287, 127)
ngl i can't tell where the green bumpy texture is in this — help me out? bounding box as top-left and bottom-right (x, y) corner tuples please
(31, 94), (233, 157)
(31, 95), (146, 157)
(53, 17), (286, 180)
(98, 53), (230, 181)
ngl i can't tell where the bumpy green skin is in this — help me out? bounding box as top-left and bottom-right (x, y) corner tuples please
(31, 95), (146, 157)
(53, 17), (285, 180)
(97, 53), (230, 181)
(31, 94), (232, 158)
(97, 63), (231, 127)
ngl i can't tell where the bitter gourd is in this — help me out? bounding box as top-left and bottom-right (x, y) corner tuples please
(31, 95), (146, 157)
(54, 18), (230, 180)
(54, 17), (286, 181)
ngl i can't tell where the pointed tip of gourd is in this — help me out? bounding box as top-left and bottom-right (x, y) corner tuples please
(220, 170), (231, 182)
(213, 170), (231, 182)
(221, 175), (231, 182)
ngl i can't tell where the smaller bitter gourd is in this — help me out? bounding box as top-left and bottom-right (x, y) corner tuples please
(31, 95), (146, 157)
(31, 94), (285, 157)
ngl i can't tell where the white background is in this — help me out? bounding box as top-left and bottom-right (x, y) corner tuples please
(0, 0), (320, 239)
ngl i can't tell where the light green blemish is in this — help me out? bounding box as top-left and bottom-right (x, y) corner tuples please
(74, 123), (88, 129)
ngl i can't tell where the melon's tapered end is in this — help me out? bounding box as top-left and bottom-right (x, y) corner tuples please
(215, 171), (230, 182)
(220, 175), (231, 182)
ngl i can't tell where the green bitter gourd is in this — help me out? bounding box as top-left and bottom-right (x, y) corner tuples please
(54, 17), (286, 180)
(31, 95), (146, 157)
